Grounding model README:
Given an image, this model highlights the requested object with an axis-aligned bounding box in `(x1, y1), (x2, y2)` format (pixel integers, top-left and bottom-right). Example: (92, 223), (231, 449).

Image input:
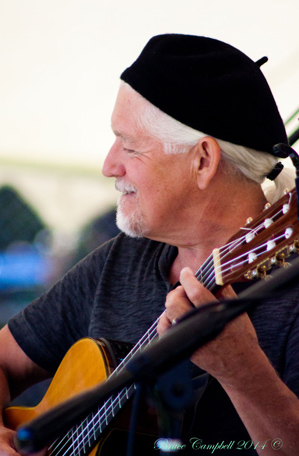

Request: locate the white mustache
(115, 179), (137, 194)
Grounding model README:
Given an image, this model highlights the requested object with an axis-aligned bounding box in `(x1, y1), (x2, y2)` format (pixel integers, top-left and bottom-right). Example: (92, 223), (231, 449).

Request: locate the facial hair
(115, 179), (148, 238)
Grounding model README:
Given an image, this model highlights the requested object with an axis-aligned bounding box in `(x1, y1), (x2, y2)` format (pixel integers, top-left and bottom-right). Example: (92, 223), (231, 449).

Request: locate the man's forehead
(110, 105), (136, 143)
(111, 89), (147, 143)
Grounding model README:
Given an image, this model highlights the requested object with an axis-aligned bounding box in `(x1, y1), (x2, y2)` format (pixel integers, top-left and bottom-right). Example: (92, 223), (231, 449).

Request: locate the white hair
(121, 81), (295, 204)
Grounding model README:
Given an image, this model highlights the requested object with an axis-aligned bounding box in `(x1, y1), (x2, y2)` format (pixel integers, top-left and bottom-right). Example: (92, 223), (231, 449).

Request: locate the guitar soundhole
(98, 338), (134, 367)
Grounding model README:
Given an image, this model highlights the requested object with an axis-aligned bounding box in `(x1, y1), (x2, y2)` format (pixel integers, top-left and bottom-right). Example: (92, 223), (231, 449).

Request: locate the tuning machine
(273, 252), (291, 268)
(257, 264), (273, 279)
(244, 263), (272, 281)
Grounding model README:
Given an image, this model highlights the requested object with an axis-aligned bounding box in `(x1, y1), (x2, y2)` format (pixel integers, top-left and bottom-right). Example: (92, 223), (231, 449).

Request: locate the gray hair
(122, 81), (295, 203)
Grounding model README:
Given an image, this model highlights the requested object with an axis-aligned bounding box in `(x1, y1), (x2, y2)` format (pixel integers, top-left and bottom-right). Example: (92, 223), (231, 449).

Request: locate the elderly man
(0, 34), (299, 456)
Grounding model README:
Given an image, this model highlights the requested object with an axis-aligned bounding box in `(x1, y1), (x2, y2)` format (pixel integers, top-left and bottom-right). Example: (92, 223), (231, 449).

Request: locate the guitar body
(4, 338), (158, 456)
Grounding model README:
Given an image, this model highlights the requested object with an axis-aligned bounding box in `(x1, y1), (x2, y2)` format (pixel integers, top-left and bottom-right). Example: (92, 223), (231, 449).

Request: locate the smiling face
(102, 85), (200, 242)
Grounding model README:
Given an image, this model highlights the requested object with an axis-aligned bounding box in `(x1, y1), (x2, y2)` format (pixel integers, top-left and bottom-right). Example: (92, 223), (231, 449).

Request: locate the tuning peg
(244, 263), (270, 280)
(264, 202), (271, 211)
(257, 264), (268, 279)
(275, 252), (291, 268)
(244, 269), (257, 280)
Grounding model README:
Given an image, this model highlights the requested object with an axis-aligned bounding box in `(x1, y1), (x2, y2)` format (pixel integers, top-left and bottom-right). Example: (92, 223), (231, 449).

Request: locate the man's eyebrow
(112, 128), (135, 143)
(112, 128), (121, 137)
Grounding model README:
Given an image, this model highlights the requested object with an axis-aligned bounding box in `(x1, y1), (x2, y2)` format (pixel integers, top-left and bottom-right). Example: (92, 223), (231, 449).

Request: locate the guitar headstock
(213, 187), (299, 286)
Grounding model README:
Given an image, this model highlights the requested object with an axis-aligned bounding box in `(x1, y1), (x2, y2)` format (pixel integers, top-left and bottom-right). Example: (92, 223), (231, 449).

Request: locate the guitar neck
(194, 251), (220, 293)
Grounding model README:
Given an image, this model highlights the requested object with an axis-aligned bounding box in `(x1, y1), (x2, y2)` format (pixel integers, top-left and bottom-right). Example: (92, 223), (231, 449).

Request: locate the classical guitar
(4, 187), (299, 456)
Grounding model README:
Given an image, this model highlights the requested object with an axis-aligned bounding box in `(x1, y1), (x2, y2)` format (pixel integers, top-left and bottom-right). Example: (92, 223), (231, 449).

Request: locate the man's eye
(124, 148), (136, 154)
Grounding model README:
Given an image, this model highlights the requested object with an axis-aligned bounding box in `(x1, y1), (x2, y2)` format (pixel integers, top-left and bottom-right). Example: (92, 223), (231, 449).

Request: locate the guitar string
(200, 204), (288, 289)
(50, 201), (290, 456)
(195, 212), (278, 284)
(205, 231), (288, 290)
(50, 386), (138, 456)
(50, 318), (161, 456)
(195, 229), (260, 286)
(50, 338), (158, 456)
(51, 319), (162, 454)
(194, 231), (256, 284)
(52, 384), (139, 456)
(212, 204), (290, 280)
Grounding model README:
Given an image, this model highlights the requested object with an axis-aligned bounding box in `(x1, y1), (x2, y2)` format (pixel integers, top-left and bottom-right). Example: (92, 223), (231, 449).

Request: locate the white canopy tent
(0, 0), (298, 234)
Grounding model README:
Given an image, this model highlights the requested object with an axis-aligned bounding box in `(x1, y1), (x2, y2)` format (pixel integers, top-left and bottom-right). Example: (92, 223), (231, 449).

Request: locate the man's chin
(116, 209), (146, 239)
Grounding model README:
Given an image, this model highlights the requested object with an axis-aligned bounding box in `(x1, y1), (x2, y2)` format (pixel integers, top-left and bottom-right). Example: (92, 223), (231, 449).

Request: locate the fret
(195, 252), (217, 290)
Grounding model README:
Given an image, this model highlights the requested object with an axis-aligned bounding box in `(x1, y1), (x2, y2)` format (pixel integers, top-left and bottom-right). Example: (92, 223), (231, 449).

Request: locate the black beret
(121, 34), (288, 155)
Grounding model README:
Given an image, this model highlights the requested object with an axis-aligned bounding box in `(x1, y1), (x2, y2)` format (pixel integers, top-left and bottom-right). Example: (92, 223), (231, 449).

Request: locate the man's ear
(194, 137), (221, 190)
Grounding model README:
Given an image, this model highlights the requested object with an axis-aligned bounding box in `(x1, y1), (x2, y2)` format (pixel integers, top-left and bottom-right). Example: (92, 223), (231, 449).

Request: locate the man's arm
(0, 325), (51, 455)
(158, 267), (299, 456)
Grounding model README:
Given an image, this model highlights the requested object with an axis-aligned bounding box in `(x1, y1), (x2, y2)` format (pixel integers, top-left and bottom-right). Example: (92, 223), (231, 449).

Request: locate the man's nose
(102, 140), (125, 178)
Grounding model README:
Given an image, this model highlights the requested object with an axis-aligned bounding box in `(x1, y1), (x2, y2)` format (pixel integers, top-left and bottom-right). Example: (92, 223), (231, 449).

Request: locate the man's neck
(168, 182), (268, 284)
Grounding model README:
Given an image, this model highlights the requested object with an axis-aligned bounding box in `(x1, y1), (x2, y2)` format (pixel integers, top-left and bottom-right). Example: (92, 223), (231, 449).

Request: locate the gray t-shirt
(8, 232), (299, 454)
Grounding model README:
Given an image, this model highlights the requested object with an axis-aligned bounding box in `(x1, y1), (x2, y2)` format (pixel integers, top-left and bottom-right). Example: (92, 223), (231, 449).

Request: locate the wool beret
(121, 34), (288, 155)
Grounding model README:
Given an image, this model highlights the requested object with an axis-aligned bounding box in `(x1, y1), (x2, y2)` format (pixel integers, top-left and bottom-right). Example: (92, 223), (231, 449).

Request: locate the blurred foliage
(0, 185), (45, 249)
(74, 207), (119, 262)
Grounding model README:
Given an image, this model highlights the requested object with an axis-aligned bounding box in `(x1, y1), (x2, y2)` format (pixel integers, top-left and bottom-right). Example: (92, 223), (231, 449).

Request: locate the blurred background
(0, 0), (299, 326)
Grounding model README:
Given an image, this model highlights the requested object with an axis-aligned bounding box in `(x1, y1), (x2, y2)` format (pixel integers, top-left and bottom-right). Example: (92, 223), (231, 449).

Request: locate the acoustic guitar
(4, 187), (299, 456)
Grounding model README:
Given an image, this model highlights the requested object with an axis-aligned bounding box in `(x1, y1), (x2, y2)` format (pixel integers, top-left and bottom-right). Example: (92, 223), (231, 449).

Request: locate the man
(0, 34), (299, 456)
